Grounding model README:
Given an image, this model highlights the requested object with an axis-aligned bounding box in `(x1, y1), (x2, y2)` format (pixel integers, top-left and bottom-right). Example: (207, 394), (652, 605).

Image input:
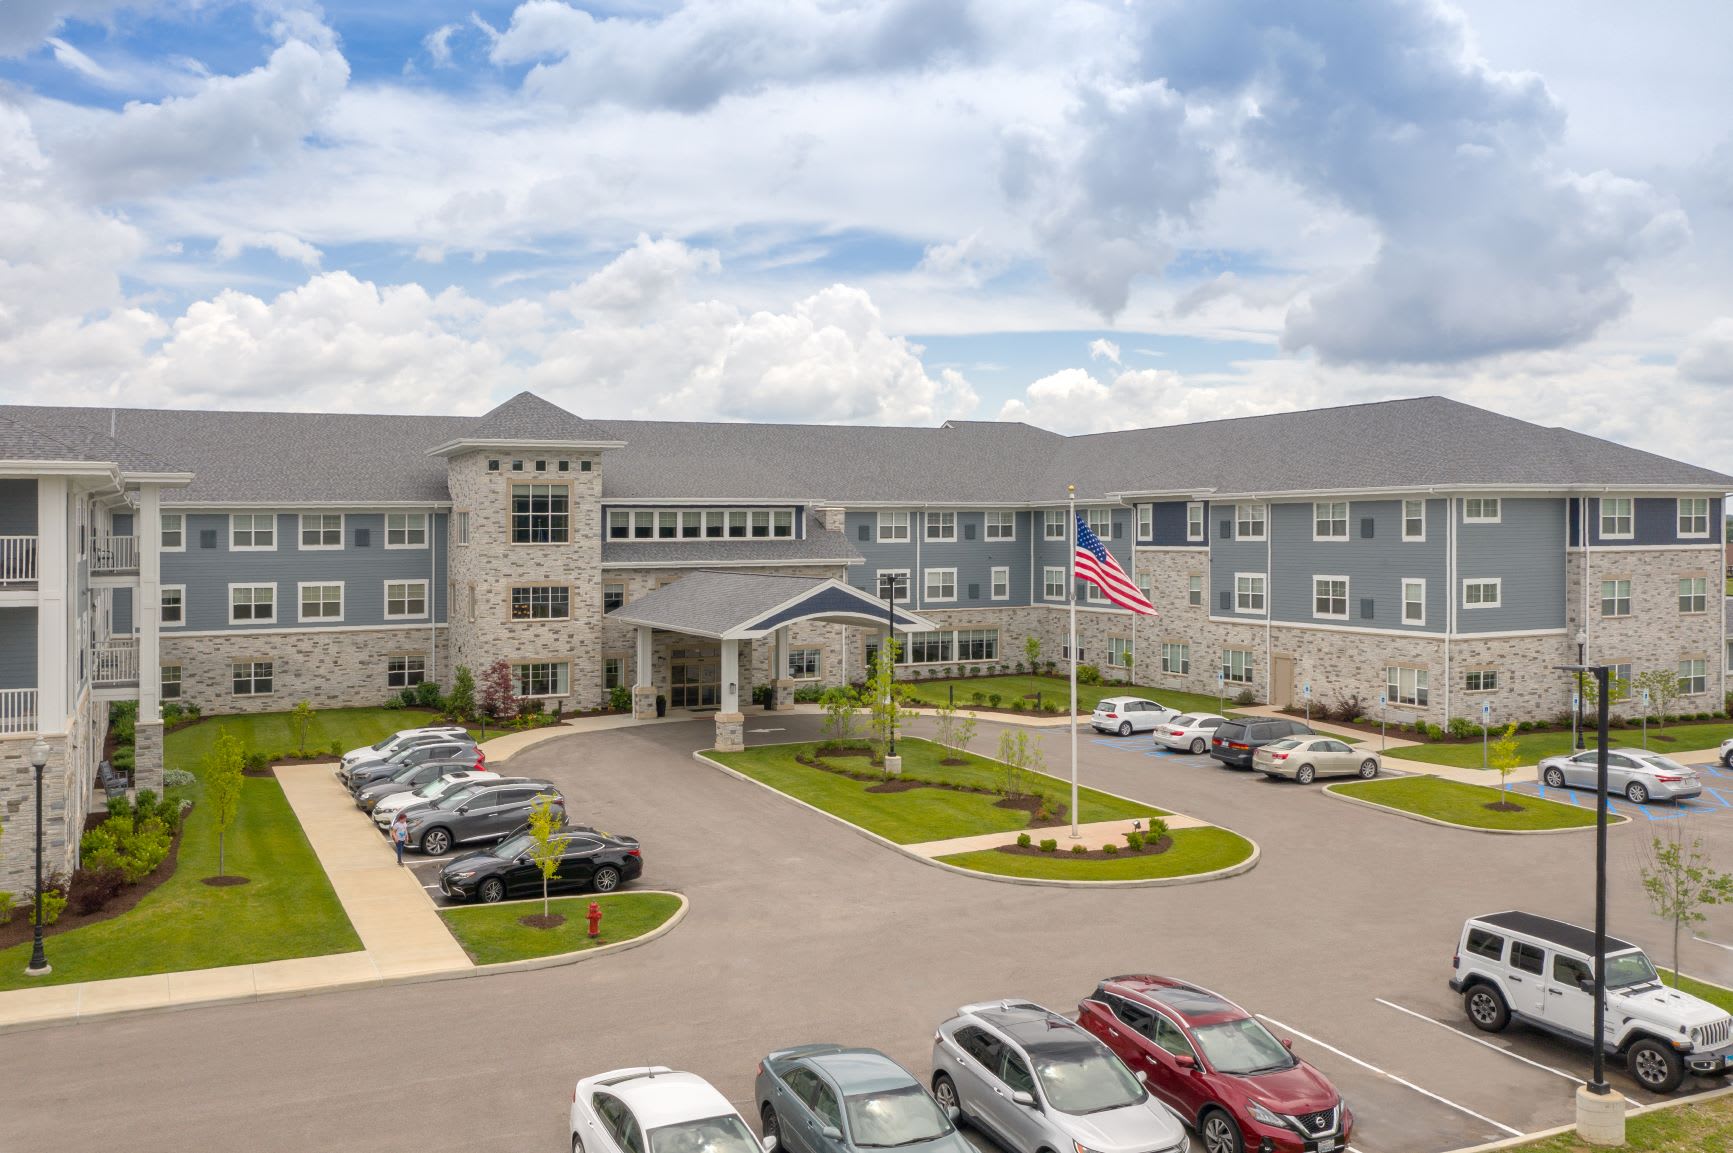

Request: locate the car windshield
(411, 779), (452, 799)
(647, 1115), (762, 1153)
(370, 734), (398, 752)
(434, 787), (478, 811)
(1191, 1018), (1297, 1075)
(1605, 951), (1660, 989)
(845, 1083), (952, 1147)
(491, 832), (533, 859)
(390, 762), (426, 781)
(1171, 715), (1197, 727)
(1029, 1042), (1146, 1115)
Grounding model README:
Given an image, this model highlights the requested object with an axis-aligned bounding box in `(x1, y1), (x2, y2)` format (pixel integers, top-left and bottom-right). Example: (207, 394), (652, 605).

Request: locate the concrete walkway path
(906, 814), (1208, 859)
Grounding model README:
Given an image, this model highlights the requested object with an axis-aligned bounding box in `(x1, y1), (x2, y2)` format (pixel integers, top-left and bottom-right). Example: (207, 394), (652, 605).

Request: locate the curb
(692, 749), (1259, 889)
(1322, 780), (1633, 835)
(1440, 1081), (1733, 1153)
(0, 892), (689, 1035)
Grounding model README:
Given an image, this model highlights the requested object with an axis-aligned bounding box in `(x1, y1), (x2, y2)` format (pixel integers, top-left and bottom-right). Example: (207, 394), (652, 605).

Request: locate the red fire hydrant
(587, 901), (603, 940)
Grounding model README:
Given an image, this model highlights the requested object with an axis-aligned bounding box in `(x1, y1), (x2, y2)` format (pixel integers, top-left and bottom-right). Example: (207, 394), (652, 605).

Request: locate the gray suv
(1208, 718), (1313, 770)
(403, 778), (564, 856)
(931, 1000), (1188, 1153)
(341, 738), (480, 789)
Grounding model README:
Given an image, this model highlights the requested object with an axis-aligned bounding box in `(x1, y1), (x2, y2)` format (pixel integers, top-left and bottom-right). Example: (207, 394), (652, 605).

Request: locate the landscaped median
(1325, 776), (1612, 832)
(1380, 719), (1733, 769)
(704, 738), (1256, 885)
(895, 673), (1240, 719)
(439, 892), (685, 966)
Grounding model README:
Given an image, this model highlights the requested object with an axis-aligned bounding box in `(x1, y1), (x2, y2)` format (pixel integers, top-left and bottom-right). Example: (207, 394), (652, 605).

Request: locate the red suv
(1078, 976), (1351, 1153)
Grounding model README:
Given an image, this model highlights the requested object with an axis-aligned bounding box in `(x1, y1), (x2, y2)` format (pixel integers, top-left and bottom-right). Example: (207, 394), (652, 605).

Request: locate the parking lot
(1506, 758), (1733, 822)
(3, 713), (1732, 1153)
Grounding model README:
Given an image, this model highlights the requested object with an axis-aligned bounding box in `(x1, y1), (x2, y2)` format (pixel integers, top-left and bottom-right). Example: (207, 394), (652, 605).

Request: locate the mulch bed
(0, 811), (190, 949)
(865, 780), (926, 793)
(1482, 802), (1528, 813)
(201, 875), (251, 887)
(519, 913), (567, 929)
(996, 835), (1174, 861)
(242, 765), (279, 778)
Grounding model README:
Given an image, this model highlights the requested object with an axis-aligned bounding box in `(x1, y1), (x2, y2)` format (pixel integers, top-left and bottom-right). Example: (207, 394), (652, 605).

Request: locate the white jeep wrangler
(1450, 911), (1733, 1093)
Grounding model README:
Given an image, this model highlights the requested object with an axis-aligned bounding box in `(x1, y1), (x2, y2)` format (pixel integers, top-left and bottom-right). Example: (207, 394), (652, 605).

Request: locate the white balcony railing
(90, 534), (138, 574)
(0, 535), (36, 582)
(0, 688), (37, 734)
(91, 638), (139, 687)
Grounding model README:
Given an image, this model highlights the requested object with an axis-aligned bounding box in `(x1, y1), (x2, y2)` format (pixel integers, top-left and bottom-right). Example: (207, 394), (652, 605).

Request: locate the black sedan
(436, 826), (642, 903)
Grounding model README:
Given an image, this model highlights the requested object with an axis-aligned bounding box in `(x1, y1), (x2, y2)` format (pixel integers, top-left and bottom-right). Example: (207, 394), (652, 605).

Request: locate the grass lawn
(1505, 1093), (1733, 1151)
(938, 827), (1253, 881)
(439, 892), (682, 965)
(710, 738), (1166, 844)
(1658, 970), (1733, 1013)
(1384, 721), (1733, 769)
(1330, 776), (1600, 831)
(898, 675), (1239, 719)
(162, 706), (475, 768)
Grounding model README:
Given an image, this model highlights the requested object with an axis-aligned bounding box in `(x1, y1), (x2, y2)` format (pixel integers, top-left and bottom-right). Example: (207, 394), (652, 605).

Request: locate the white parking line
(1693, 934), (1733, 953)
(1374, 999), (1638, 1105)
(1255, 1014), (1523, 1138)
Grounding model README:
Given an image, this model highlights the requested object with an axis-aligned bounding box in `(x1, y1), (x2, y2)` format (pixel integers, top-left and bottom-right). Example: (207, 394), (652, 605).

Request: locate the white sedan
(1089, 696), (1179, 736)
(1152, 712), (1229, 754)
(371, 770), (497, 827)
(572, 1067), (769, 1153)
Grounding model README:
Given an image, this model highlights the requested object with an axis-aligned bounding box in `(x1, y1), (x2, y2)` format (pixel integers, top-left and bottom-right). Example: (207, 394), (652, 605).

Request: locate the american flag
(1075, 513), (1158, 615)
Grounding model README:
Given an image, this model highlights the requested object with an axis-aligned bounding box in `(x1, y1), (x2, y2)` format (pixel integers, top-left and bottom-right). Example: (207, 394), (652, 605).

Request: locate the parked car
(756, 1044), (969, 1153)
(355, 760), (494, 813)
(1153, 714), (1229, 755)
(403, 778), (564, 856)
(372, 770), (498, 827)
(1451, 910), (1733, 1092)
(1091, 697), (1181, 737)
(1536, 748), (1702, 804)
(572, 1067), (769, 1153)
(344, 739), (482, 792)
(1208, 718), (1313, 770)
(1254, 737), (1380, 784)
(439, 825), (641, 902)
(1078, 975), (1352, 1153)
(339, 725), (468, 772)
(930, 999), (1188, 1153)
(1720, 737), (1732, 769)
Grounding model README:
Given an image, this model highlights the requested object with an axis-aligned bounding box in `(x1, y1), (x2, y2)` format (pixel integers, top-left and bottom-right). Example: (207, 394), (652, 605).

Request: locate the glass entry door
(670, 647), (721, 709)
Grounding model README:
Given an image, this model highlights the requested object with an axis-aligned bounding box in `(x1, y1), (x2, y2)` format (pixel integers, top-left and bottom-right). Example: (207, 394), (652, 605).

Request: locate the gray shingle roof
(0, 410), (178, 473)
(601, 531), (860, 567)
(467, 392), (621, 445)
(604, 570), (833, 636)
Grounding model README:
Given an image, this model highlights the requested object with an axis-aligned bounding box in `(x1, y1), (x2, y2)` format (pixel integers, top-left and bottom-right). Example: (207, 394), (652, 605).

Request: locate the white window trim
(385, 511), (430, 550)
(1402, 499), (1426, 543)
(1725, 638), (1733, 675)
(875, 569), (910, 600)
(1188, 574), (1204, 608)
(1234, 504), (1266, 542)
(383, 579), (430, 621)
(1679, 576), (1709, 614)
(984, 511), (1016, 541)
(1401, 578), (1426, 626)
(1679, 658), (1709, 696)
(923, 567), (958, 603)
(1312, 502), (1350, 542)
(1186, 502), (1205, 543)
(1137, 504), (1153, 542)
(160, 584), (186, 628)
(1462, 577), (1502, 609)
(788, 647), (823, 680)
(1223, 648), (1255, 684)
(511, 584), (573, 621)
(228, 513), (277, 552)
(1462, 497), (1501, 524)
(1677, 497), (1711, 539)
(297, 512), (345, 552)
(232, 660), (274, 697)
(512, 660), (572, 699)
(1600, 578), (1632, 618)
(924, 511), (957, 543)
(228, 582), (276, 624)
(877, 510), (911, 542)
(1234, 572), (1267, 614)
(1464, 669), (1499, 693)
(1598, 496), (1635, 541)
(296, 580), (346, 624)
(1106, 636), (1132, 668)
(455, 510), (471, 547)
(990, 565), (1010, 601)
(1312, 575), (1349, 619)
(1043, 565), (1067, 601)
(1043, 510), (1067, 540)
(160, 512), (186, 553)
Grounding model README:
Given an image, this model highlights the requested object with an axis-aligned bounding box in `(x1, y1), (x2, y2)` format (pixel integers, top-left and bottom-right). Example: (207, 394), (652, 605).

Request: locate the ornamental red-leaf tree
(479, 659), (520, 721)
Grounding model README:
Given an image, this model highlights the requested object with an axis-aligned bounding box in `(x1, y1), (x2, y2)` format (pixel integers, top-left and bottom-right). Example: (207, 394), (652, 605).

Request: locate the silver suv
(931, 1000), (1188, 1153)
(403, 778), (564, 856)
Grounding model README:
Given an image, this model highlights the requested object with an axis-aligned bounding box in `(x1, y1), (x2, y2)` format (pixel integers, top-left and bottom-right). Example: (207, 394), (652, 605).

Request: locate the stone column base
(884, 754), (902, 777)
(134, 720), (165, 793)
(774, 679), (795, 710)
(632, 686), (658, 720)
(1575, 1086), (1625, 1146)
(714, 712), (746, 752)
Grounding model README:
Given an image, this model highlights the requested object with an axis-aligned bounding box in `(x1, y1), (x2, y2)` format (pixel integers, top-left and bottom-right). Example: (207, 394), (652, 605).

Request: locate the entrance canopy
(606, 570), (936, 639)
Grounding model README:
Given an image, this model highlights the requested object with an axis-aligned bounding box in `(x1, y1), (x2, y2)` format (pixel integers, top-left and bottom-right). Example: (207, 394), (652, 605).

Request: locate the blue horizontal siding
(844, 509), (1037, 608)
(1147, 501), (1205, 547)
(0, 479), (37, 535)
(0, 607), (35, 689)
(1456, 497), (1566, 633)
(1572, 496), (1724, 547)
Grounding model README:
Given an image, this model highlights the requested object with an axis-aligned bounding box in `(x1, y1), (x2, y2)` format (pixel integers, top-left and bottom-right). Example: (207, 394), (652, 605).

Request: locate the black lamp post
(25, 737), (51, 977)
(884, 580), (897, 758)
(1574, 628), (1588, 751)
(1557, 661), (1611, 1096)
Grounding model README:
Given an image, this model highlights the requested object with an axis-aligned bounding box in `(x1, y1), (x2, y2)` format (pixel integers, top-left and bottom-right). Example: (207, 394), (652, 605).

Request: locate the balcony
(0, 535), (36, 584)
(0, 688), (37, 735)
(90, 534), (138, 575)
(91, 638), (139, 689)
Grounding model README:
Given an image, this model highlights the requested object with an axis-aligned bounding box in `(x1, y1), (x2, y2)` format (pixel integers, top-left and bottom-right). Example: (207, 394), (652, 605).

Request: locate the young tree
(932, 700), (957, 758)
(1120, 651), (1134, 685)
(1489, 722), (1523, 805)
(1024, 635), (1042, 676)
(204, 732), (246, 878)
(997, 729), (1027, 798)
(866, 637), (911, 766)
(1639, 823), (1733, 986)
(820, 686), (860, 742)
(953, 712), (978, 760)
(1633, 669), (1682, 729)
(479, 659), (520, 721)
(447, 665), (477, 721)
(289, 699), (316, 757)
(525, 794), (573, 921)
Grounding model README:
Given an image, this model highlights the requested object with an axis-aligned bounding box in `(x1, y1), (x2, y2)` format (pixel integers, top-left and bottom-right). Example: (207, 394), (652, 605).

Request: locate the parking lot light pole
(1574, 628), (1588, 751)
(884, 583), (896, 759)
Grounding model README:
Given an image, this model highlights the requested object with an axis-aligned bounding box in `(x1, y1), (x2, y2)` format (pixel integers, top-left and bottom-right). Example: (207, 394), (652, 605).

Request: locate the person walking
(391, 811), (409, 866)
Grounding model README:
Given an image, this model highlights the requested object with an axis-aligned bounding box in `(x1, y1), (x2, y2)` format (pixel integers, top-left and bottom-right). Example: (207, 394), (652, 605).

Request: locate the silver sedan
(1537, 749), (1703, 803)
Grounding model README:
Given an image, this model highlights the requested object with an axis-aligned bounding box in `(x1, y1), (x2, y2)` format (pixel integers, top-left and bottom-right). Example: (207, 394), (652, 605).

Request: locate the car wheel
(761, 1104), (782, 1145)
(479, 878), (505, 904)
(574, 1135), (584, 1153)
(1464, 985), (1509, 1033)
(593, 866), (622, 893)
(1119, 721), (1133, 737)
(1627, 1037), (1685, 1092)
(1190, 738), (1206, 754)
(1358, 758), (1379, 779)
(1626, 781), (1650, 804)
(931, 1073), (961, 1123)
(421, 828), (451, 856)
(1295, 764), (1316, 785)
(1200, 1108), (1243, 1153)
(1544, 766), (1566, 789)
(1724, 749), (1733, 770)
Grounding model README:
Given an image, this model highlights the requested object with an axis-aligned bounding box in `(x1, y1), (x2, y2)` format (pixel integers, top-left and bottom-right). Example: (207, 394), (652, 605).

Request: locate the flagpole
(1068, 483), (1080, 840)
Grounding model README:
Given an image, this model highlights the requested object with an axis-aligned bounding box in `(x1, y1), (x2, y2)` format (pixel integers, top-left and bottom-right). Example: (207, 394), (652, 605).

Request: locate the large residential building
(1, 393), (1729, 893)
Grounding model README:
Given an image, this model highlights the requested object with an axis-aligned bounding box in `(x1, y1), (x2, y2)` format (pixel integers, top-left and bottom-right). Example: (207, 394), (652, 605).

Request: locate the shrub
(70, 865), (126, 915)
(1011, 700), (1026, 711)
(327, 740), (343, 758)
(609, 685), (633, 711)
(394, 686), (417, 708)
(1043, 660), (1057, 675)
(244, 751), (270, 772)
(1071, 843), (1087, 854)
(1329, 692), (1366, 724)
(161, 702), (184, 725)
(104, 794), (133, 822)
(1014, 661), (1025, 674)
(446, 665), (477, 721)
(1076, 664), (1102, 686)
(1016, 833), (1032, 847)
(28, 886), (68, 927)
(1517, 721), (1535, 733)
(1038, 838), (1058, 852)
(1125, 831), (1144, 851)
(414, 681), (442, 709)
(970, 691), (985, 705)
(988, 693), (1002, 708)
(111, 747), (134, 773)
(520, 697), (544, 716)
(1103, 843), (1118, 855)
(751, 684), (773, 706)
(382, 695), (404, 710)
(1043, 701), (1061, 714)
(794, 684), (824, 703)
(163, 768), (196, 791)
(1233, 689), (1258, 706)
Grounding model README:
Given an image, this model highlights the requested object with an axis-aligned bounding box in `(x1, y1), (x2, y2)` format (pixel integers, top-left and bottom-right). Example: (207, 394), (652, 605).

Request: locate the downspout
(1265, 513), (1272, 706)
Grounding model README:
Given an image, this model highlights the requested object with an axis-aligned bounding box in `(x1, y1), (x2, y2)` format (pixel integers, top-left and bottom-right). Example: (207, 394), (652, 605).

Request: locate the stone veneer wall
(0, 690), (99, 899)
(1567, 546), (1728, 714)
(446, 450), (605, 711)
(161, 626), (449, 717)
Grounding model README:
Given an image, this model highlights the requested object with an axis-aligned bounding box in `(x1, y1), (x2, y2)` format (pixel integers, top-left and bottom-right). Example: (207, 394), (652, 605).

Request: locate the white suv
(1450, 911), (1733, 1092)
(1720, 737), (1732, 769)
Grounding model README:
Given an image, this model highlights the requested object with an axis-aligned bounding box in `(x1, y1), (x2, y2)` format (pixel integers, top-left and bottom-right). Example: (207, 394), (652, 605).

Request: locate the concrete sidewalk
(907, 814), (1208, 858)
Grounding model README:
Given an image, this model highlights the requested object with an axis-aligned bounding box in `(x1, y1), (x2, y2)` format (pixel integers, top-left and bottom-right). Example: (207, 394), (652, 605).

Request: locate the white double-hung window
(1599, 497), (1633, 539)
(160, 512), (184, 551)
(1234, 504), (1265, 541)
(1223, 649), (1254, 684)
(1044, 510), (1066, 540)
(1462, 578), (1501, 609)
(985, 511), (1015, 540)
(1161, 642), (1190, 675)
(1186, 502), (1205, 542)
(1235, 573), (1266, 613)
(300, 513), (343, 550)
(387, 512), (428, 548)
(924, 511), (956, 541)
(1679, 659), (1707, 696)
(1388, 666), (1429, 707)
(1313, 576), (1348, 619)
(1679, 577), (1708, 614)
(1402, 579), (1426, 625)
(990, 566), (1010, 600)
(877, 511), (910, 542)
(1600, 579), (1631, 617)
(1462, 497), (1500, 523)
(923, 568), (957, 602)
(385, 580), (429, 619)
(1678, 498), (1711, 538)
(1313, 502), (1348, 540)
(1043, 566), (1066, 600)
(298, 582), (343, 622)
(1402, 499), (1425, 541)
(230, 583), (275, 623)
(230, 513), (275, 550)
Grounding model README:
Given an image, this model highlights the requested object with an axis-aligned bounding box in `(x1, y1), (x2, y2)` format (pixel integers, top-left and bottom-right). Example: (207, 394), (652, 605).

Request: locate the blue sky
(1, 0), (1731, 465)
